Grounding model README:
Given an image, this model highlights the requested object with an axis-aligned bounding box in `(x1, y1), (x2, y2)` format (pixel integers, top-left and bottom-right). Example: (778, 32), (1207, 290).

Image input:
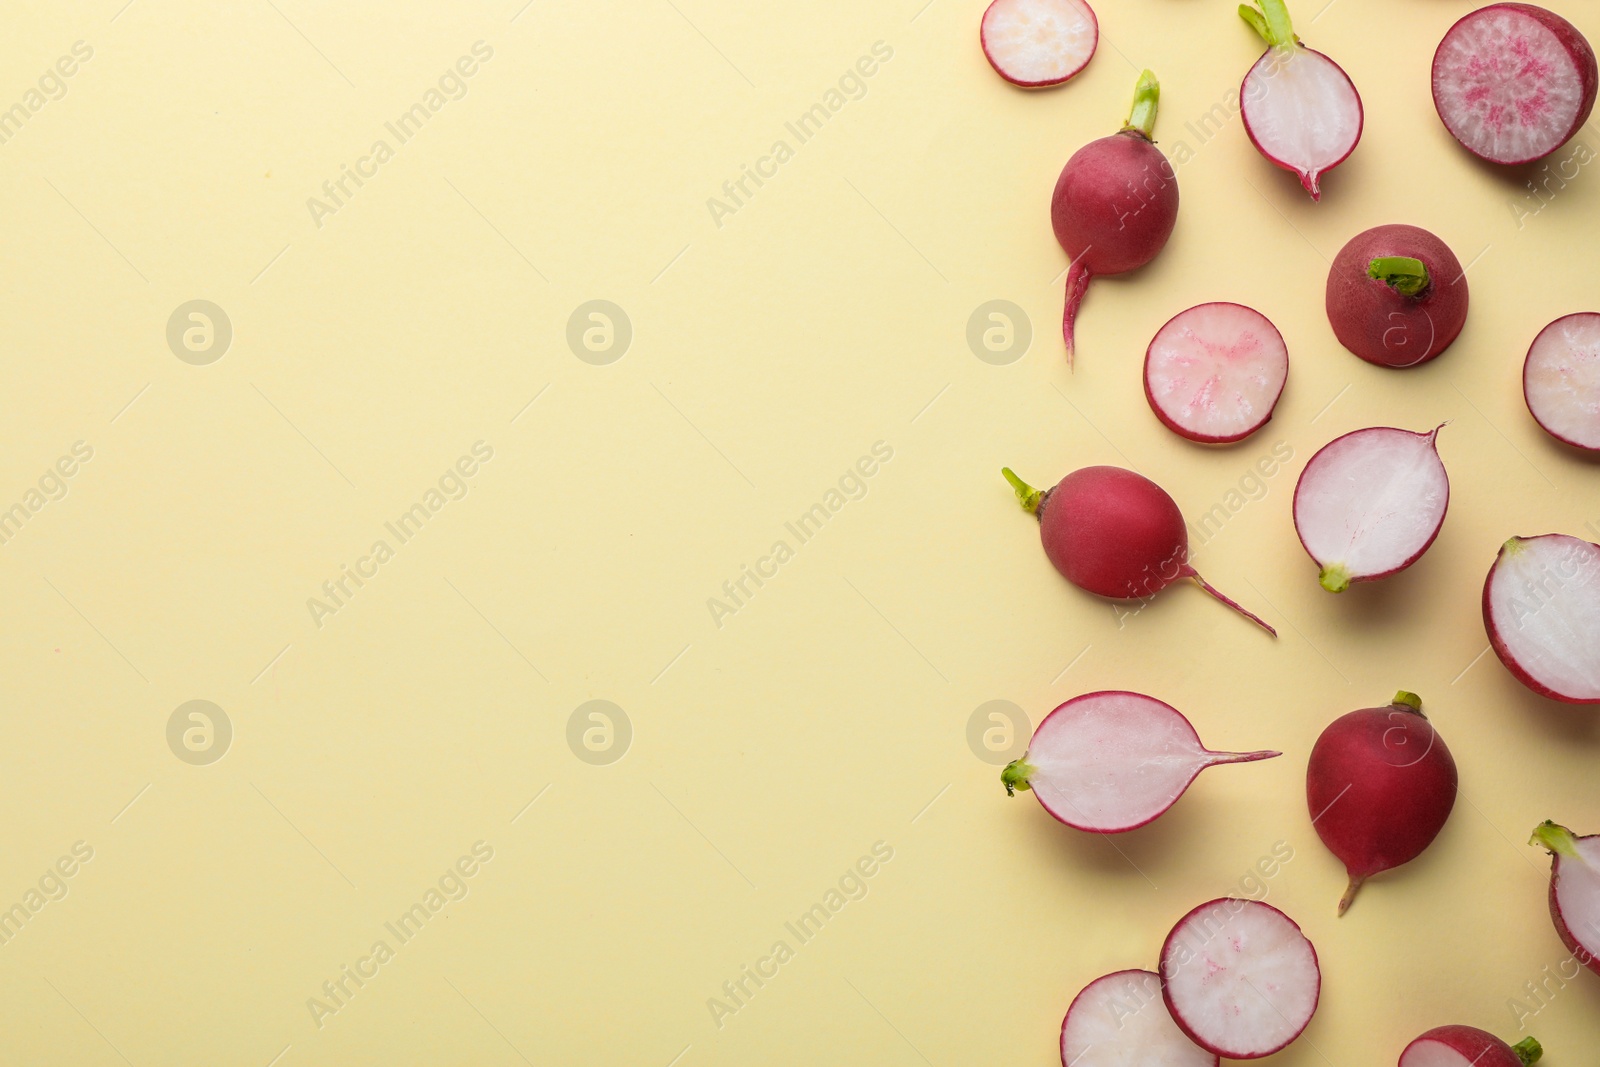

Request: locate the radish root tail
(1337, 873), (1365, 916)
(1181, 567), (1278, 637)
(1062, 258), (1093, 368)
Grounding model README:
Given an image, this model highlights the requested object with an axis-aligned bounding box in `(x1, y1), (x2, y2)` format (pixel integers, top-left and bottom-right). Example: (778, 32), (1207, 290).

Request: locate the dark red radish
(1062, 970), (1218, 1067)
(1433, 4), (1597, 166)
(1483, 535), (1600, 704)
(981, 0), (1098, 89)
(1237, 0), (1362, 200)
(1052, 69), (1179, 365)
(1144, 302), (1289, 443)
(1530, 821), (1600, 976)
(1002, 465), (1276, 635)
(1293, 426), (1450, 593)
(1306, 692), (1458, 915)
(1524, 313), (1600, 452)
(1326, 224), (1469, 368)
(1160, 899), (1320, 1059)
(1401, 1025), (1543, 1067)
(1001, 691), (1279, 832)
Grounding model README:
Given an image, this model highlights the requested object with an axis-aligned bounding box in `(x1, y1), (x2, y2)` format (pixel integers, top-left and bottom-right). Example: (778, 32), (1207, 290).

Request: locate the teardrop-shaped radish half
(1524, 312), (1600, 452)
(981, 0), (1098, 88)
(1160, 899), (1320, 1059)
(1483, 535), (1600, 704)
(1002, 691), (1279, 833)
(1400, 1025), (1544, 1067)
(1144, 302), (1289, 443)
(1241, 46), (1362, 200)
(1531, 822), (1600, 977)
(1062, 970), (1218, 1067)
(1293, 426), (1449, 593)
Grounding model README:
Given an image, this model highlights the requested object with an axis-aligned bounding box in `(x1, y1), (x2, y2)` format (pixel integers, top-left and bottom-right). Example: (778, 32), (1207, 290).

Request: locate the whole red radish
(1144, 302), (1289, 444)
(1524, 313), (1600, 452)
(1483, 535), (1600, 704)
(1238, 0), (1362, 199)
(981, 0), (1098, 89)
(1530, 821), (1600, 976)
(1052, 69), (1179, 364)
(1002, 465), (1276, 635)
(1326, 224), (1468, 368)
(1434, 4), (1597, 166)
(1062, 970), (1218, 1067)
(1306, 691), (1458, 914)
(1400, 1026), (1542, 1067)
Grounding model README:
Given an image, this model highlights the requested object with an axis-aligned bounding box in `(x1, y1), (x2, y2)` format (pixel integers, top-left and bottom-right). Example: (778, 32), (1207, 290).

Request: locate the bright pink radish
(1144, 302), (1288, 443)
(1237, 0), (1362, 199)
(1002, 465), (1276, 635)
(1483, 535), (1600, 704)
(1062, 970), (1218, 1067)
(1327, 225), (1468, 368)
(1160, 899), (1320, 1059)
(1524, 313), (1600, 452)
(1001, 691), (1279, 832)
(1401, 1026), (1543, 1067)
(1306, 692), (1458, 915)
(1293, 426), (1449, 593)
(1052, 69), (1178, 364)
(1530, 821), (1600, 977)
(981, 0), (1097, 88)
(1433, 4), (1597, 166)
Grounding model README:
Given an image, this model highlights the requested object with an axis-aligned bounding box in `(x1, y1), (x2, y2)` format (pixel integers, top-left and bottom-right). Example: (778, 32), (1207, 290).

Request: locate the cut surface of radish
(1293, 426), (1449, 592)
(1433, 4), (1598, 165)
(1160, 899), (1319, 1059)
(981, 0), (1097, 88)
(1144, 302), (1288, 443)
(1532, 822), (1600, 977)
(1003, 691), (1278, 833)
(1400, 1025), (1543, 1067)
(1061, 970), (1218, 1067)
(1241, 46), (1363, 199)
(1484, 535), (1600, 703)
(1525, 312), (1600, 451)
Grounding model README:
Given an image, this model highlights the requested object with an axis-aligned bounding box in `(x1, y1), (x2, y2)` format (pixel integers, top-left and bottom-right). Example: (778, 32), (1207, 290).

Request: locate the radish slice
(1531, 822), (1600, 978)
(1062, 970), (1218, 1067)
(1002, 691), (1279, 834)
(1524, 312), (1600, 452)
(1144, 302), (1289, 443)
(1401, 1025), (1544, 1067)
(1483, 534), (1600, 704)
(1293, 426), (1449, 593)
(1433, 4), (1598, 166)
(981, 0), (1097, 89)
(1160, 899), (1320, 1060)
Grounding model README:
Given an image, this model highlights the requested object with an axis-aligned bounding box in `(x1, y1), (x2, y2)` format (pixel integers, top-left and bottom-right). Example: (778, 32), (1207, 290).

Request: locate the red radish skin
(1326, 225), (1469, 368)
(1052, 70), (1179, 364)
(1002, 465), (1276, 636)
(1530, 821), (1600, 977)
(1061, 970), (1219, 1067)
(1524, 313), (1600, 452)
(981, 0), (1098, 89)
(1400, 1026), (1543, 1067)
(1433, 4), (1598, 166)
(1483, 535), (1600, 704)
(1144, 302), (1289, 444)
(1305, 692), (1458, 915)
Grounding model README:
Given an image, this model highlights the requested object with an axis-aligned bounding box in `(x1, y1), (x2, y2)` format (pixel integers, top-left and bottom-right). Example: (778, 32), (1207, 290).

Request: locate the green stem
(1368, 257), (1431, 298)
(1530, 820), (1584, 861)
(1122, 70), (1160, 139)
(1001, 758), (1035, 797)
(1001, 468), (1044, 515)
(1391, 691), (1423, 714)
(1239, 0), (1295, 47)
(1513, 1037), (1542, 1066)
(1318, 563), (1351, 593)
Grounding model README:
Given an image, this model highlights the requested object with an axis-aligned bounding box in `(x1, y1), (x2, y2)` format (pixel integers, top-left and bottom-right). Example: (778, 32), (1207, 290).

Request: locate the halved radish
(1530, 821), (1600, 976)
(1293, 426), (1450, 593)
(1433, 4), (1598, 166)
(1401, 1025), (1543, 1067)
(982, 0), (1098, 89)
(1061, 970), (1218, 1067)
(1002, 691), (1279, 833)
(1524, 312), (1600, 452)
(1144, 302), (1289, 443)
(1160, 899), (1320, 1059)
(1483, 535), (1600, 704)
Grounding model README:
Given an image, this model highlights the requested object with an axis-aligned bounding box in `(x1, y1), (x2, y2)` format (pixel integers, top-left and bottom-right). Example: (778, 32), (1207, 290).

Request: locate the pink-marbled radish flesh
(1525, 313), (1600, 451)
(1484, 535), (1600, 704)
(981, 0), (1098, 88)
(1144, 302), (1288, 443)
(1061, 970), (1217, 1067)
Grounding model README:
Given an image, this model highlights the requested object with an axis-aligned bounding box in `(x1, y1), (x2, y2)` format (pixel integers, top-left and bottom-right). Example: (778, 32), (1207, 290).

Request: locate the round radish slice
(981, 0), (1098, 89)
(1062, 970), (1218, 1067)
(1160, 899), (1320, 1060)
(1293, 426), (1449, 593)
(1524, 312), (1600, 452)
(1531, 821), (1600, 978)
(1144, 302), (1289, 443)
(1001, 691), (1279, 833)
(1433, 4), (1598, 166)
(1400, 1025), (1544, 1067)
(1483, 534), (1600, 704)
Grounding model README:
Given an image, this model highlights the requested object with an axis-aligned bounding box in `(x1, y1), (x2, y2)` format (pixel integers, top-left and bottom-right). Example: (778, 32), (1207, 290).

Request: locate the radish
(1292, 425), (1450, 593)
(1483, 534), (1600, 704)
(981, 0), (1098, 89)
(1524, 312), (1600, 452)
(1061, 970), (1218, 1067)
(1160, 898), (1320, 1059)
(1433, 4), (1598, 166)
(1001, 465), (1276, 635)
(1530, 820), (1600, 976)
(1305, 692), (1458, 915)
(1001, 691), (1279, 833)
(1052, 69), (1179, 365)
(1143, 302), (1289, 443)
(1237, 0), (1363, 200)
(1326, 224), (1469, 368)
(1400, 1025), (1543, 1067)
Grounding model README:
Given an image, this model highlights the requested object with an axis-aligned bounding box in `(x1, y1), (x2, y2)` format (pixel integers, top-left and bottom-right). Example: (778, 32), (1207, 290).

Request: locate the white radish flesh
(1533, 824), (1600, 970)
(1062, 970), (1218, 1067)
(1144, 302), (1288, 443)
(1484, 535), (1600, 704)
(1525, 313), (1600, 452)
(981, 0), (1097, 88)
(1241, 46), (1362, 199)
